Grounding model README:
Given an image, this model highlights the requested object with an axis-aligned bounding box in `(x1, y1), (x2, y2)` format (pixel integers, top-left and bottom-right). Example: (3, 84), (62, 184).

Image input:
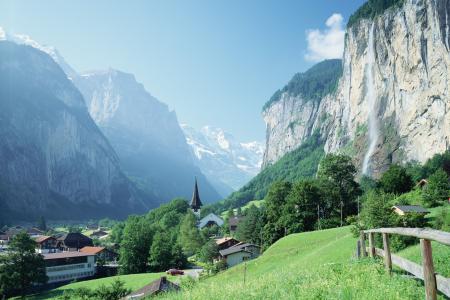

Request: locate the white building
(219, 243), (260, 268)
(43, 252), (96, 283)
(198, 213), (224, 229)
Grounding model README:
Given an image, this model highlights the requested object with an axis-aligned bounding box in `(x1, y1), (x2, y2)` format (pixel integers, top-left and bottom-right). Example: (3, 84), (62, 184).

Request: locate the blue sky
(0, 0), (365, 141)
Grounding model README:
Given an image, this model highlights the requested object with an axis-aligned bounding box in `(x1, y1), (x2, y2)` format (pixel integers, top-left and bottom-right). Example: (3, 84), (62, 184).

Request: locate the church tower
(190, 178), (203, 218)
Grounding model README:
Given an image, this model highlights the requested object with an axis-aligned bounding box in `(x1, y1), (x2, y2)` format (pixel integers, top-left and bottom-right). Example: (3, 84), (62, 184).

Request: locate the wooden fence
(357, 228), (450, 300)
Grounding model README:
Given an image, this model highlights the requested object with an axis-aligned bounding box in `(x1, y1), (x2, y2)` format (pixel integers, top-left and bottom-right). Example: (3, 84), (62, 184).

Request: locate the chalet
(219, 242), (260, 268)
(125, 276), (180, 299)
(90, 230), (109, 239)
(229, 216), (242, 232)
(215, 237), (239, 251)
(26, 227), (45, 237)
(392, 205), (429, 216)
(43, 251), (96, 284)
(56, 232), (93, 251)
(80, 246), (117, 263)
(86, 223), (99, 230)
(190, 178), (203, 218)
(0, 233), (13, 246)
(35, 236), (58, 254)
(415, 179), (428, 189)
(198, 213), (224, 229)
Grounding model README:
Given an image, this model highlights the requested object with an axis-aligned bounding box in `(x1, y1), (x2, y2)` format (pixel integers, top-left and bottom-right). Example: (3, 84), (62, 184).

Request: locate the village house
(35, 236), (58, 254)
(43, 251), (96, 284)
(56, 232), (93, 251)
(125, 276), (180, 299)
(228, 216), (242, 233)
(219, 242), (261, 268)
(415, 179), (428, 189)
(189, 178), (225, 229)
(392, 205), (429, 216)
(26, 227), (45, 238)
(215, 237), (239, 251)
(198, 213), (224, 229)
(80, 246), (117, 263)
(86, 223), (99, 230)
(90, 230), (109, 239)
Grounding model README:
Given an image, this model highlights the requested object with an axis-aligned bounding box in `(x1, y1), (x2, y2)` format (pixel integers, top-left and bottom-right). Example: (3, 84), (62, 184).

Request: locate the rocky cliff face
(263, 0), (450, 177)
(0, 41), (150, 221)
(74, 70), (221, 203)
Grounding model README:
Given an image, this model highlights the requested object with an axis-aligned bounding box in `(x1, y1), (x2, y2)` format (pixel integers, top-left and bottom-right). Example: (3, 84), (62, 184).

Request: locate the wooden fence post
(368, 232), (376, 258)
(420, 239), (437, 300)
(360, 232), (367, 257)
(382, 233), (392, 274)
(356, 240), (361, 259)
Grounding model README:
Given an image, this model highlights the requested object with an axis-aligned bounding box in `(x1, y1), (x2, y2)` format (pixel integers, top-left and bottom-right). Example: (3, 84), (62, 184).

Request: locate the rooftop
(43, 251), (94, 260)
(219, 242), (260, 256)
(126, 276), (180, 299)
(215, 237), (237, 245)
(79, 246), (105, 255)
(35, 235), (55, 244)
(392, 205), (429, 213)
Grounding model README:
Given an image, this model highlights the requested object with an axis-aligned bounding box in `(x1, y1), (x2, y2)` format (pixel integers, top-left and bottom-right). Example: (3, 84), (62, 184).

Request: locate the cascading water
(362, 23), (379, 175)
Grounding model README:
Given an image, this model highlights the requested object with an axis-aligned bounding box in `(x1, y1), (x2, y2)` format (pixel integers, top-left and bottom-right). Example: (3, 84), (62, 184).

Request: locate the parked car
(166, 268), (184, 276)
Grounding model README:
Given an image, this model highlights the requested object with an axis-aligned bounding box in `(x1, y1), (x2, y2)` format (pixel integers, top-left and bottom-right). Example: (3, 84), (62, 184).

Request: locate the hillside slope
(162, 227), (438, 299)
(215, 133), (324, 210)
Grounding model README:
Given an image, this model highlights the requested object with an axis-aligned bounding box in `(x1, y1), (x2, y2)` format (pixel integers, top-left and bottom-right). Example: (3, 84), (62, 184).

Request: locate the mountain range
(181, 125), (264, 196)
(0, 29), (224, 221)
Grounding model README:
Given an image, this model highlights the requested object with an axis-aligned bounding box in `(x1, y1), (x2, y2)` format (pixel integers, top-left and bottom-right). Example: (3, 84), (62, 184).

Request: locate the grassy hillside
(212, 134), (324, 212)
(161, 227), (439, 299)
(219, 199), (265, 218)
(26, 272), (166, 299)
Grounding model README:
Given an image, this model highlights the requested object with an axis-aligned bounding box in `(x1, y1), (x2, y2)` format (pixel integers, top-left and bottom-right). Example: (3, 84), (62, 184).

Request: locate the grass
(220, 199), (265, 218)
(160, 226), (444, 299)
(398, 241), (450, 277)
(26, 272), (166, 299)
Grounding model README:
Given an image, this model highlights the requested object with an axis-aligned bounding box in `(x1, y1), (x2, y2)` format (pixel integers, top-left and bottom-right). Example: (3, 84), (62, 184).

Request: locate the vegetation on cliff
(347, 0), (405, 28)
(262, 59), (342, 111)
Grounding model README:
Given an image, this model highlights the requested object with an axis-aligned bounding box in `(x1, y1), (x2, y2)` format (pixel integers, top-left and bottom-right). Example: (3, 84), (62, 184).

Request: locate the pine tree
(148, 232), (172, 271)
(179, 212), (204, 255)
(37, 216), (47, 231)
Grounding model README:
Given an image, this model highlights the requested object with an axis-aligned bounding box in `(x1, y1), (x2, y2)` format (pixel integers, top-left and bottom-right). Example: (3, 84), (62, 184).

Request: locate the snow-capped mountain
(182, 125), (264, 194)
(0, 27), (77, 79)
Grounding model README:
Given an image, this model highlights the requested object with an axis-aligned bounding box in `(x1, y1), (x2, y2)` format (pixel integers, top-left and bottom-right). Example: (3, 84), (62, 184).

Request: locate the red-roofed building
(80, 246), (117, 263)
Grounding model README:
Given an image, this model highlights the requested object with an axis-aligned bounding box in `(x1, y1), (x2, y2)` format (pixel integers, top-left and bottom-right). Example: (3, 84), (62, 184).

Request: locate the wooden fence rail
(358, 227), (450, 300)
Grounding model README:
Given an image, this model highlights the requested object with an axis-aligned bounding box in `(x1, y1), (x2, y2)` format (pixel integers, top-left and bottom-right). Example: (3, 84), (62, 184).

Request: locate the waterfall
(362, 23), (379, 175)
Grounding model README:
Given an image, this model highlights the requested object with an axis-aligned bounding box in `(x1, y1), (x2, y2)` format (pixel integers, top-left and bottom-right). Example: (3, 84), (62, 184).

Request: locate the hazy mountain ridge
(0, 41), (151, 221)
(182, 125), (264, 194)
(262, 0), (450, 177)
(74, 70), (221, 203)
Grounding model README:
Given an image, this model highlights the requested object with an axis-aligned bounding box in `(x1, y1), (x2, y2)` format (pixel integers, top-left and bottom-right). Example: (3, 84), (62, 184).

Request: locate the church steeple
(190, 177), (203, 217)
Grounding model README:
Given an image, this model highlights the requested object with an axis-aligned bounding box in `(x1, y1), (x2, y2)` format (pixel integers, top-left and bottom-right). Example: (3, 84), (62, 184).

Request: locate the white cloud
(304, 13), (345, 62)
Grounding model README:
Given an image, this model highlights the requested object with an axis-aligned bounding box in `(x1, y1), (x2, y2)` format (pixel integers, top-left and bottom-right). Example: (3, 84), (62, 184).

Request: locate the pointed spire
(190, 177), (203, 210)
